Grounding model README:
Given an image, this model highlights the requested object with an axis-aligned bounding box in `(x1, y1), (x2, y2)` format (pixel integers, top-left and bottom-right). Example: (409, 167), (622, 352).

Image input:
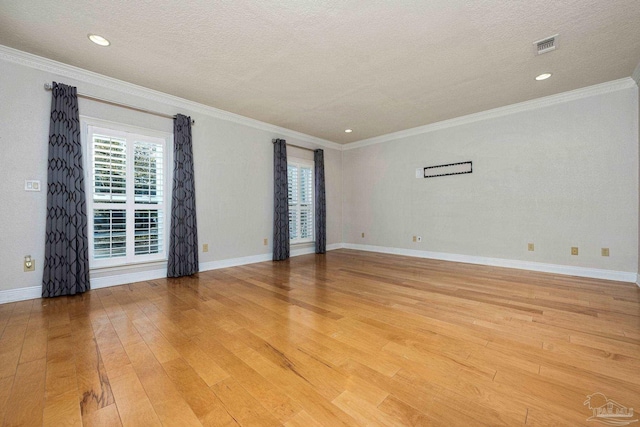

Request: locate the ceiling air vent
(533, 34), (558, 55)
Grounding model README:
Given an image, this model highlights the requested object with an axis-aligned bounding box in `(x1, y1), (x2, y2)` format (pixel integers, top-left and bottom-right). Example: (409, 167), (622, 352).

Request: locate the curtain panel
(273, 139), (290, 260)
(42, 82), (90, 297)
(314, 149), (326, 254)
(167, 114), (199, 277)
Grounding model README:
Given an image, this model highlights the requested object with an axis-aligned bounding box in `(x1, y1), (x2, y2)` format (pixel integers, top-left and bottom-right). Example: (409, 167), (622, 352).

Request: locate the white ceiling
(1, 0), (639, 144)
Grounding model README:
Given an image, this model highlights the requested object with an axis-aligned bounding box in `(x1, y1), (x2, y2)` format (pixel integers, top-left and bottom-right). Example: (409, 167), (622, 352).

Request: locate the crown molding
(344, 77), (637, 150)
(0, 44), (342, 151)
(1, 44), (635, 153)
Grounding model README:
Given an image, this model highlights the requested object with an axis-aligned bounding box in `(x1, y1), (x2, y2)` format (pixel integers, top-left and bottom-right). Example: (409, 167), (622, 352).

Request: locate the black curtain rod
(44, 83), (195, 125)
(271, 139), (317, 152)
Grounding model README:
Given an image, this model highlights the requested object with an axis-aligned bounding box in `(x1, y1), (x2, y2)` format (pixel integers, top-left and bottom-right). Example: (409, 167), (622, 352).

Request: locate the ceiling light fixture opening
(344, 129), (353, 133)
(535, 73), (552, 81)
(88, 34), (110, 46)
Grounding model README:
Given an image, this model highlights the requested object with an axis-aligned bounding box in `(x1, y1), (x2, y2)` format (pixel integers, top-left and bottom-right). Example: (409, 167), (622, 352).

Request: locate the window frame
(82, 117), (173, 269)
(288, 156), (315, 245)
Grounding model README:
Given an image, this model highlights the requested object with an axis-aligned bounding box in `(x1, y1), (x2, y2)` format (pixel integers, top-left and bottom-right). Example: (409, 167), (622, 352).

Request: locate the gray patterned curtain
(167, 114), (199, 277)
(42, 82), (90, 297)
(273, 139), (290, 261)
(314, 149), (326, 254)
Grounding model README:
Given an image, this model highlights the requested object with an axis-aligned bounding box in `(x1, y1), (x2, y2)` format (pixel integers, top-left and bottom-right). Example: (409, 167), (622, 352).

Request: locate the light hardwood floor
(0, 249), (639, 426)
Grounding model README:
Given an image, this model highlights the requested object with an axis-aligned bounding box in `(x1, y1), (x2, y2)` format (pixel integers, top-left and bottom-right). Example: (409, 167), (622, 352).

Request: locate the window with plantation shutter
(288, 158), (314, 244)
(86, 123), (170, 267)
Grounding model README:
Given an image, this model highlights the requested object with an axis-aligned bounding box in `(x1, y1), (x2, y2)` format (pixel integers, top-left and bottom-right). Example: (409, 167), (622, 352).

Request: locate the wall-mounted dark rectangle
(423, 161), (472, 178)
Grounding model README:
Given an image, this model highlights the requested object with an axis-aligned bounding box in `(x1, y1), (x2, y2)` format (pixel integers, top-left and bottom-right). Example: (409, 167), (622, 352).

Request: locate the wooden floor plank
(2, 358), (47, 427)
(81, 403), (123, 427)
(211, 377), (282, 427)
(108, 364), (161, 427)
(43, 390), (82, 427)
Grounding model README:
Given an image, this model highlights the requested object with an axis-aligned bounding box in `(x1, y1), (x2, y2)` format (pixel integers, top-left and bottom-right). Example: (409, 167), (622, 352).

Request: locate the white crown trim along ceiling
(344, 77), (637, 150)
(0, 44), (341, 151)
(1, 44), (637, 151)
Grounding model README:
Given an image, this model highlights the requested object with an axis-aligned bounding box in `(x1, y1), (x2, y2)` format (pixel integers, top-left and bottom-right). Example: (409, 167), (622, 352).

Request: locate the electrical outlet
(528, 243), (534, 251)
(416, 236), (422, 242)
(571, 247), (579, 256)
(24, 256), (35, 272)
(264, 238), (268, 246)
(412, 236), (416, 242)
(202, 244), (208, 252)
(601, 248), (610, 257)
(361, 232), (365, 238)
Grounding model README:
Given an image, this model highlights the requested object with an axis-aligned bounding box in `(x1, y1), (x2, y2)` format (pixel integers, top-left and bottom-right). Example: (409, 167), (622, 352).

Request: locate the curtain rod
(271, 139), (317, 152)
(44, 83), (195, 125)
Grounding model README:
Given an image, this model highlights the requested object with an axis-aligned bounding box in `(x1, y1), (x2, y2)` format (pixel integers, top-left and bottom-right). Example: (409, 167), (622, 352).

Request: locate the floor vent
(534, 35), (558, 55)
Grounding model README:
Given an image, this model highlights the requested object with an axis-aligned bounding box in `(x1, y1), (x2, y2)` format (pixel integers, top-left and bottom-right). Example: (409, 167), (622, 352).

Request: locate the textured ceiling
(1, 0), (639, 144)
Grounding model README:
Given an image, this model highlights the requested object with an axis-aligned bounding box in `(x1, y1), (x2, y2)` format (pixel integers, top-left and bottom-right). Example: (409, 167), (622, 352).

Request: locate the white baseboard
(91, 268), (168, 290)
(198, 253), (272, 272)
(0, 268), (169, 305)
(0, 286), (42, 304)
(343, 243), (637, 283)
(198, 243), (343, 272)
(636, 274), (640, 288)
(0, 244), (345, 304)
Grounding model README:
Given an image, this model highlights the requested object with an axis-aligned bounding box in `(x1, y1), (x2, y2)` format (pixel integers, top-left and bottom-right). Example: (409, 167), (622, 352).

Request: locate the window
(288, 158), (314, 244)
(86, 123), (170, 267)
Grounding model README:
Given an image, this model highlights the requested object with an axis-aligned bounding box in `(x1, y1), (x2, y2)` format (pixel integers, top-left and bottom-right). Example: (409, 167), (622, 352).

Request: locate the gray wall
(0, 58), (342, 293)
(342, 86), (639, 273)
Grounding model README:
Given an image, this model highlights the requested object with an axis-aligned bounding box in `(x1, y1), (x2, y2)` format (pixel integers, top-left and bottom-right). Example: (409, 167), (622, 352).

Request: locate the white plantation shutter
(87, 125), (168, 267)
(93, 209), (126, 259)
(299, 166), (313, 240)
(134, 141), (164, 204)
(92, 135), (126, 203)
(288, 164), (299, 240)
(288, 159), (314, 243)
(134, 209), (163, 255)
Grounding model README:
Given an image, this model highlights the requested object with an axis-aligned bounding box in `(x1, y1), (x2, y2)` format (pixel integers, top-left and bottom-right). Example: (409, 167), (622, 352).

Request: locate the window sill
(290, 241), (315, 246)
(90, 259), (168, 273)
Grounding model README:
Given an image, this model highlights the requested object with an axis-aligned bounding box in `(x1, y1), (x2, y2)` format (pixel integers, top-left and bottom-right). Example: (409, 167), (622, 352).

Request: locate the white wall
(0, 51), (342, 294)
(343, 85), (639, 274)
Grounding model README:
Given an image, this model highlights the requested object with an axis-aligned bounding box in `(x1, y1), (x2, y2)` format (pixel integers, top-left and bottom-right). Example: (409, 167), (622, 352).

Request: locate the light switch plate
(25, 180), (41, 191)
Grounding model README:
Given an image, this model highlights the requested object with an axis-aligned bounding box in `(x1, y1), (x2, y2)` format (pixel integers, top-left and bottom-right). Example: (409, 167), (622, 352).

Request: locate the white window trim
(81, 116), (173, 270)
(288, 156), (315, 245)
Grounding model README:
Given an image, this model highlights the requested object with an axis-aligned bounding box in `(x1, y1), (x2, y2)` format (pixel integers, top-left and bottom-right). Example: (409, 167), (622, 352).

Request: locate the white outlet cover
(417, 236), (422, 242)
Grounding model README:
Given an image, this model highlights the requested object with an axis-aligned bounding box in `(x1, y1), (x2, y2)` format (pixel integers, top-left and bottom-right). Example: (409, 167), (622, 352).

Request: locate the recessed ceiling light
(88, 34), (110, 46)
(345, 129), (353, 133)
(535, 73), (552, 81)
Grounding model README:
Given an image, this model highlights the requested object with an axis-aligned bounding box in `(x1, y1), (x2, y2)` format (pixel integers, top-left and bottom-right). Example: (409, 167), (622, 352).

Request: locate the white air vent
(533, 34), (558, 55)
